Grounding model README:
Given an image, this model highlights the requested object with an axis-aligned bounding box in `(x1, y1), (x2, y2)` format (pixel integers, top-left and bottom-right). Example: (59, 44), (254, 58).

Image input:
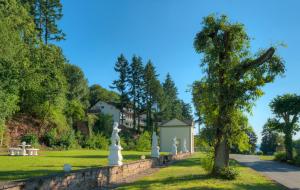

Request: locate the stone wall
(0, 153), (191, 190)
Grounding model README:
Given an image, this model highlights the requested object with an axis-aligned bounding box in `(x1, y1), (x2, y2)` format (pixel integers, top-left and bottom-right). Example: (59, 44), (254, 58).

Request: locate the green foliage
(192, 14), (285, 171)
(268, 94), (300, 160)
(260, 122), (282, 155)
(135, 132), (151, 151)
(128, 55), (145, 130)
(256, 151), (263, 155)
(201, 150), (214, 173)
(43, 128), (57, 147)
(85, 134), (109, 150)
(21, 133), (39, 147)
(218, 167), (239, 180)
(111, 54), (130, 125)
(143, 61), (163, 131)
(56, 130), (78, 149)
(93, 114), (113, 138)
(21, 0), (65, 44)
(89, 84), (119, 106)
(274, 151), (286, 162)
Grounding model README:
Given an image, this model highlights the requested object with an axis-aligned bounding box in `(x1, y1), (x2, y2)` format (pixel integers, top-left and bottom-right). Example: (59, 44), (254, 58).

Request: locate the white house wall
(160, 126), (194, 153)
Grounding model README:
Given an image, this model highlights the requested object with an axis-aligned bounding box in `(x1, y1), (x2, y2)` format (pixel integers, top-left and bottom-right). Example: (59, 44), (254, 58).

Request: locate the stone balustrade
(0, 152), (192, 190)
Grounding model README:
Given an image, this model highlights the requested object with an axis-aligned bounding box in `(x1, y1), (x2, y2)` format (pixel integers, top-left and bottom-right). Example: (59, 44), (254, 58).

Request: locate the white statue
(108, 122), (123, 166)
(151, 132), (160, 158)
(182, 138), (189, 153)
(171, 137), (177, 155)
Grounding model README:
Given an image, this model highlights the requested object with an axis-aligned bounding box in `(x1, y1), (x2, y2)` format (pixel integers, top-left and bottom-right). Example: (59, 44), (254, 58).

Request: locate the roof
(159, 118), (194, 127)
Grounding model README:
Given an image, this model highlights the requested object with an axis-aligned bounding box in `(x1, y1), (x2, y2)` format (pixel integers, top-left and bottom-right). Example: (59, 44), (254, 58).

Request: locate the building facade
(159, 119), (194, 153)
(89, 101), (145, 128)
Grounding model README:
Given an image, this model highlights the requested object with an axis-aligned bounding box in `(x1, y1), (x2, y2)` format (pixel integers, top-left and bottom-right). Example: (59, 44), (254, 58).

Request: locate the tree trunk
(213, 137), (229, 173)
(284, 132), (293, 160)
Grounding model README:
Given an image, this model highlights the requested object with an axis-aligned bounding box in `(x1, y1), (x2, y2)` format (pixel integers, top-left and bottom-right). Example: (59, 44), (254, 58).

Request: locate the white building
(89, 101), (145, 128)
(159, 119), (194, 153)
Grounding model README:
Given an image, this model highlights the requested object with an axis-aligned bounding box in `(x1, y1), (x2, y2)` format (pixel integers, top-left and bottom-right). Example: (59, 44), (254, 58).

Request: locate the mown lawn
(259, 155), (275, 161)
(0, 149), (150, 181)
(117, 152), (285, 190)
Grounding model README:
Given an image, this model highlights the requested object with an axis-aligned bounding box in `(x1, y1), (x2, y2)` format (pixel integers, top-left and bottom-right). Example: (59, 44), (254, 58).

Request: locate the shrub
(86, 134), (109, 150)
(274, 151), (286, 162)
(57, 130), (79, 149)
(293, 154), (300, 166)
(256, 151), (263, 155)
(218, 167), (239, 180)
(201, 151), (214, 173)
(135, 132), (151, 151)
(43, 128), (57, 147)
(21, 134), (39, 147)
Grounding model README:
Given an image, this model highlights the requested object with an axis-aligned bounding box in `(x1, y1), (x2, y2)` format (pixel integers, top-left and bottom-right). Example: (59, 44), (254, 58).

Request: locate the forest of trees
(0, 0), (193, 149)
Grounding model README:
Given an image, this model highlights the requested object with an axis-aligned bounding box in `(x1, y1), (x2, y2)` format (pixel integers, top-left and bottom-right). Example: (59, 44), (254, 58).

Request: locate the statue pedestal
(108, 144), (123, 166)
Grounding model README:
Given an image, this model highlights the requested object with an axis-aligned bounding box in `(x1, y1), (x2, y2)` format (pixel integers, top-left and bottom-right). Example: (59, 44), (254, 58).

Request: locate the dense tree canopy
(192, 14), (285, 173)
(267, 94), (300, 160)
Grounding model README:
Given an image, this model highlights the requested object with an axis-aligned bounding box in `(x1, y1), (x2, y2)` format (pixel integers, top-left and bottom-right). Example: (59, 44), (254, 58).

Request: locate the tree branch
(235, 47), (275, 79)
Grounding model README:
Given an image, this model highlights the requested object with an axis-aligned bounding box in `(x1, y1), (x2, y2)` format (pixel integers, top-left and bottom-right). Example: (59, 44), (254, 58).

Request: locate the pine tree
(128, 55), (144, 131)
(111, 54), (129, 125)
(143, 61), (162, 131)
(21, 0), (65, 44)
(162, 73), (182, 120)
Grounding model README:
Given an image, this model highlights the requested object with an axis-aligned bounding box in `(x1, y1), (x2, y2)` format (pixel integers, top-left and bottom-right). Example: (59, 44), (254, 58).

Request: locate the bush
(21, 134), (39, 147)
(135, 132), (151, 151)
(86, 134), (109, 150)
(201, 151), (214, 173)
(293, 154), (300, 166)
(56, 130), (79, 149)
(218, 167), (239, 180)
(256, 151), (263, 155)
(274, 151), (286, 162)
(43, 128), (57, 147)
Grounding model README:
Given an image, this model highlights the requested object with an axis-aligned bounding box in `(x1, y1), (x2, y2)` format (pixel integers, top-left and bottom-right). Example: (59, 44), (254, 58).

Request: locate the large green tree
(268, 94), (300, 160)
(128, 56), (144, 130)
(111, 54), (130, 125)
(143, 61), (162, 131)
(260, 122), (282, 155)
(21, 0), (65, 44)
(162, 73), (182, 120)
(64, 63), (89, 126)
(192, 15), (284, 173)
(89, 84), (119, 106)
(0, 0), (37, 145)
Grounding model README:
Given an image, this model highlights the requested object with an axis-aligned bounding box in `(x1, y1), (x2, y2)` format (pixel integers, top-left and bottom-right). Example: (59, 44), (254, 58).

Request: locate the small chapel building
(159, 119), (195, 153)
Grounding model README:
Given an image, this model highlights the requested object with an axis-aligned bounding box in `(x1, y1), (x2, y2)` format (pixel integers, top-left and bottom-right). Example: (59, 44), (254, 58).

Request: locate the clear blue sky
(58, 0), (300, 143)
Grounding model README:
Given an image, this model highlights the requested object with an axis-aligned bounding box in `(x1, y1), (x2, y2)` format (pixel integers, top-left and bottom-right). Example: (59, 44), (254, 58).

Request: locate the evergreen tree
(111, 54), (129, 125)
(180, 101), (193, 120)
(143, 61), (162, 131)
(21, 0), (65, 44)
(162, 73), (182, 120)
(128, 55), (144, 131)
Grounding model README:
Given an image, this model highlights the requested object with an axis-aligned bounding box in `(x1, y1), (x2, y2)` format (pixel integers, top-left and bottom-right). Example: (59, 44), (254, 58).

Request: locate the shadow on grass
(0, 169), (62, 181)
(47, 154), (141, 160)
(119, 173), (285, 190)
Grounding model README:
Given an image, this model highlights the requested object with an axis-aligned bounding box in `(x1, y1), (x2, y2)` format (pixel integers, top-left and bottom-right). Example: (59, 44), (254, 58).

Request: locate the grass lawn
(259, 155), (275, 161)
(0, 149), (150, 181)
(117, 153), (285, 190)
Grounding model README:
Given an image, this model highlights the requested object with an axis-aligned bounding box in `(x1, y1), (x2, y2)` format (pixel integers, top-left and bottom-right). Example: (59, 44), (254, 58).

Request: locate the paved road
(231, 154), (300, 190)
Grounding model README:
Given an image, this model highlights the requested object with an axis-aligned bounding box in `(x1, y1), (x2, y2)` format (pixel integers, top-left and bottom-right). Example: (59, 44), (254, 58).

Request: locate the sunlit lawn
(0, 149), (151, 181)
(117, 152), (284, 190)
(259, 155), (275, 161)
